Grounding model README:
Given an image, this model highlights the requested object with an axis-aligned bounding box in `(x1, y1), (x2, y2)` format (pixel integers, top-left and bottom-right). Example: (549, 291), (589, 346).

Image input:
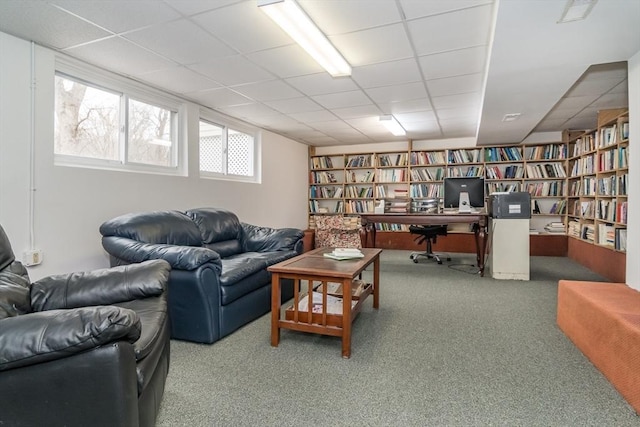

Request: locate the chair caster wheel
(446, 257), (452, 261)
(412, 258), (418, 263)
(437, 260), (443, 264)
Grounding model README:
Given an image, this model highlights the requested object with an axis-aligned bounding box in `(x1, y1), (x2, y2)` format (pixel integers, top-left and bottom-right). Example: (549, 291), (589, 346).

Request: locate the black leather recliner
(0, 224), (171, 427)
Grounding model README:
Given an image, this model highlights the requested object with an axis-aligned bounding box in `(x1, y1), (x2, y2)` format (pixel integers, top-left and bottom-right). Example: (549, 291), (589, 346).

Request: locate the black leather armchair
(0, 225), (171, 427)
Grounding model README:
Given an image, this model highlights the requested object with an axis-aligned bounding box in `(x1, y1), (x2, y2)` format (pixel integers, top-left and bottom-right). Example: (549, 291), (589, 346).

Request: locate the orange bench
(557, 280), (640, 413)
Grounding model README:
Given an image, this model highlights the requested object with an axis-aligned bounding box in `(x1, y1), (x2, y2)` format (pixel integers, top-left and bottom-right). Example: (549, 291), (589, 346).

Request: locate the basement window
(53, 70), (182, 174)
(199, 116), (260, 183)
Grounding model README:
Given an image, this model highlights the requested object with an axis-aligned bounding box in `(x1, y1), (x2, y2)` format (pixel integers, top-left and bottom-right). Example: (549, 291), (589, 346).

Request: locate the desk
(359, 213), (489, 276)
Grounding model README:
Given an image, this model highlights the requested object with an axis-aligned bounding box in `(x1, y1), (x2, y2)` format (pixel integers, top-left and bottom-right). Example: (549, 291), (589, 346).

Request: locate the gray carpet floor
(156, 250), (639, 426)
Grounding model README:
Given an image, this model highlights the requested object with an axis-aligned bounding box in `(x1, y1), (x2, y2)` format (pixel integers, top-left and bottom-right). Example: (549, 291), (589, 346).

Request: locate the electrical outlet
(22, 249), (43, 266)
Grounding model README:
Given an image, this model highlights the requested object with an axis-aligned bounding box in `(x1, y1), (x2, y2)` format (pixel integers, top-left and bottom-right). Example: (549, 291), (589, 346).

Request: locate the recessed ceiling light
(502, 113), (521, 122)
(558, 0), (598, 23)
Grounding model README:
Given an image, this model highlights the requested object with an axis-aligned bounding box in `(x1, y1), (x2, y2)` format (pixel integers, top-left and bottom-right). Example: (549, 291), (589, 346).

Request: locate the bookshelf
(566, 108), (628, 253)
(309, 141), (570, 235)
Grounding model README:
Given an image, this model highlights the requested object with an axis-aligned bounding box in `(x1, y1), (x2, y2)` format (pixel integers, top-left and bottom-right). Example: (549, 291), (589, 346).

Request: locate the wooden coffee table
(268, 247), (382, 358)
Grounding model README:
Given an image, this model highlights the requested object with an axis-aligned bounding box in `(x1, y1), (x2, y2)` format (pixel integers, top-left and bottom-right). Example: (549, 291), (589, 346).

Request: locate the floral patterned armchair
(313, 215), (362, 249)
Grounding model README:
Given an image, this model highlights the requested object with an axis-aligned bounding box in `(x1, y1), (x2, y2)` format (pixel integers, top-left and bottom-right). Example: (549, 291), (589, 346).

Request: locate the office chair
(409, 225), (450, 264)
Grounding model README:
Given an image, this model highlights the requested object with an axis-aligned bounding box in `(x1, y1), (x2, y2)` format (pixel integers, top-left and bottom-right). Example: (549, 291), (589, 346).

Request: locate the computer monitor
(443, 177), (485, 213)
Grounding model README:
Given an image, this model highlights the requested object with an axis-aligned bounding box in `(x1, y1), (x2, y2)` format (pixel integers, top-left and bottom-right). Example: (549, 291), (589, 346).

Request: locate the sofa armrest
(241, 223), (304, 252)
(30, 259), (170, 311)
(102, 236), (222, 271)
(0, 306), (140, 371)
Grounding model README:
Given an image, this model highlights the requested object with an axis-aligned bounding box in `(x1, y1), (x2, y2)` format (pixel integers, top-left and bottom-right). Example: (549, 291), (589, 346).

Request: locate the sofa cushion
(219, 255), (267, 287)
(220, 268), (271, 306)
(251, 250), (299, 267)
(186, 208), (243, 257)
(99, 210), (202, 246)
(0, 262), (31, 319)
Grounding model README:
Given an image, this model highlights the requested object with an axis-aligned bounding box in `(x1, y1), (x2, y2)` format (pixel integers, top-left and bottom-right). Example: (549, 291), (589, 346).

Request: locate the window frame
(54, 56), (186, 176)
(199, 108), (261, 183)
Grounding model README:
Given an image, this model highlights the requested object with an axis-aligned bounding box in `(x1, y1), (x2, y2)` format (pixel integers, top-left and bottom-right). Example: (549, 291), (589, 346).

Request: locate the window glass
(199, 121), (224, 174)
(54, 76), (119, 160)
(54, 73), (177, 170)
(127, 99), (173, 167)
(199, 120), (256, 180)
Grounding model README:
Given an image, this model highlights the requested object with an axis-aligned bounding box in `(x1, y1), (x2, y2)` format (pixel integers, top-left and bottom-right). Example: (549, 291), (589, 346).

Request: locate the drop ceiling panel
(298, 0), (402, 35)
(351, 58), (422, 89)
(426, 73), (483, 97)
(263, 97), (324, 114)
(232, 80), (303, 102)
(330, 24), (414, 66)
(189, 55), (273, 86)
(311, 90), (372, 110)
(162, 0), (238, 17)
(52, 0), (181, 34)
(285, 73), (359, 96)
(139, 66), (221, 94)
(246, 44), (324, 78)
(65, 37), (177, 77)
(418, 46), (487, 80)
(0, 2), (110, 49)
(400, 0), (493, 20)
(379, 99), (434, 114)
(191, 1), (291, 53)
(365, 81), (428, 104)
(124, 19), (235, 65)
(332, 105), (383, 120)
(408, 5), (494, 56)
(186, 87), (252, 108)
(288, 110), (337, 123)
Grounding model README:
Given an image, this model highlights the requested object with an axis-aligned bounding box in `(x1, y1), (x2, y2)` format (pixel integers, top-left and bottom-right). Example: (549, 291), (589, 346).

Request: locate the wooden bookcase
(309, 142), (569, 235)
(566, 108), (629, 254)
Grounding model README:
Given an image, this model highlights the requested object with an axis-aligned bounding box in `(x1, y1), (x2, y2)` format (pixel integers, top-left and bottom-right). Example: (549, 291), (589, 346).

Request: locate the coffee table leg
(271, 272), (281, 347)
(342, 278), (352, 358)
(373, 254), (380, 309)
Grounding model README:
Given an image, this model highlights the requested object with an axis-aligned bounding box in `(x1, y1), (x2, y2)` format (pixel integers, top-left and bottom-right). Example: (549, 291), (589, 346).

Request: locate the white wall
(0, 32), (309, 280)
(626, 50), (640, 289)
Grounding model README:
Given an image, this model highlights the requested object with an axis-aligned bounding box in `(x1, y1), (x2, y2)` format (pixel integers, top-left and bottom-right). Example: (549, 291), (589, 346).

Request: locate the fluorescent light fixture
(258, 0), (351, 77)
(558, 0), (597, 23)
(379, 115), (406, 136)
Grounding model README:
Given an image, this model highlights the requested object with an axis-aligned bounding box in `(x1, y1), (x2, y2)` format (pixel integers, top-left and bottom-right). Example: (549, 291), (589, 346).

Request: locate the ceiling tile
(311, 90), (372, 110)
(52, 0), (181, 34)
(189, 55), (273, 86)
(138, 66), (221, 94)
(246, 44), (324, 78)
(408, 5), (493, 56)
(298, 0), (402, 35)
(186, 87), (252, 108)
(232, 80), (303, 102)
(217, 102), (281, 120)
(395, 110), (437, 123)
(263, 97), (324, 114)
(366, 81), (428, 104)
(378, 99), (434, 114)
(192, 1), (292, 53)
(400, 0), (493, 19)
(432, 92), (481, 110)
(162, 0), (238, 17)
(351, 58), (422, 89)
(568, 78), (628, 97)
(288, 110), (337, 123)
(330, 24), (414, 67)
(285, 73), (359, 96)
(418, 46), (487, 80)
(426, 73), (483, 97)
(124, 19), (235, 65)
(65, 37), (177, 77)
(0, 1), (110, 49)
(331, 105), (383, 120)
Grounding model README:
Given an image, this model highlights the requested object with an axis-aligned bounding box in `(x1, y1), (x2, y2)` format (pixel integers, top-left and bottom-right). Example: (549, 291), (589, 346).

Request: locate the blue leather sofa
(100, 208), (304, 344)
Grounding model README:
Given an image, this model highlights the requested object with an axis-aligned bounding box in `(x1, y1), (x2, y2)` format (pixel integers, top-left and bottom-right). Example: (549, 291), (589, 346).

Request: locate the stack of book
(323, 248), (364, 260)
(544, 222), (565, 234)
